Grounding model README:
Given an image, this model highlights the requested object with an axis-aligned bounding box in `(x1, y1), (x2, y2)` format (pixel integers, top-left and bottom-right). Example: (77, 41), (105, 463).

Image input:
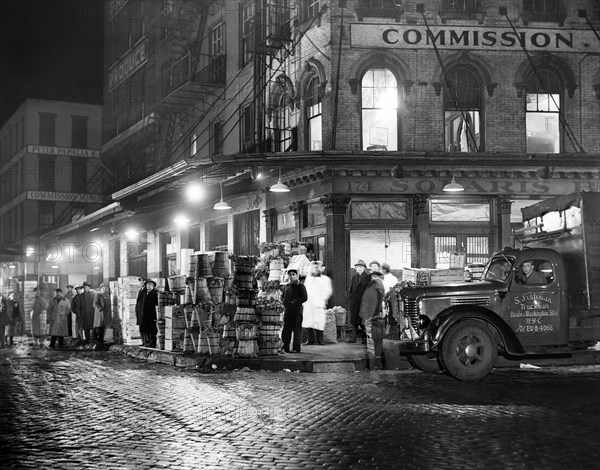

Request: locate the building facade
(0, 99), (104, 292)
(42, 0), (600, 307)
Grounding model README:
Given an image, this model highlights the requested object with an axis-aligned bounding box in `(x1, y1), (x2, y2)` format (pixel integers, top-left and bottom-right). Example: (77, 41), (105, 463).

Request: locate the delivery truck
(394, 192), (600, 381)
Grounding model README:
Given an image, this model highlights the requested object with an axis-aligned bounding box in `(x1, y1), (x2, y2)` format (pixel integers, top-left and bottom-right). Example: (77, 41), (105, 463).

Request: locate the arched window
(444, 68), (482, 152)
(306, 76), (323, 151)
(525, 70), (561, 153)
(361, 68), (398, 151)
(274, 91), (295, 152)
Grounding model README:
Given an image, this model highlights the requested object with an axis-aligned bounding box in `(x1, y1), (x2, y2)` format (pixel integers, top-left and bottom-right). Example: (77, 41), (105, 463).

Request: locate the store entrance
(349, 230), (411, 278)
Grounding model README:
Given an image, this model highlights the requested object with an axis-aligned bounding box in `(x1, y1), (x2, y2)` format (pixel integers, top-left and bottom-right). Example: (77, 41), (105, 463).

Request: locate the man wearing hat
(139, 279), (158, 348)
(346, 260), (370, 343)
(358, 265), (385, 344)
(64, 285), (75, 336)
(135, 277), (148, 329)
(71, 285), (83, 340)
(47, 288), (70, 348)
(79, 282), (95, 343)
(282, 269), (308, 353)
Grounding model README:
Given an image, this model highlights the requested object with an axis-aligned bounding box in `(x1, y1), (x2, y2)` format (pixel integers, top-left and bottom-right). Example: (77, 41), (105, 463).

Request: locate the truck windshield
(482, 256), (515, 282)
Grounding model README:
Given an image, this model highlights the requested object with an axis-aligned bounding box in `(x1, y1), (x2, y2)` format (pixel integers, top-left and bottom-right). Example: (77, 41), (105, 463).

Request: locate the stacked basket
(230, 254), (259, 357)
(256, 256), (286, 356)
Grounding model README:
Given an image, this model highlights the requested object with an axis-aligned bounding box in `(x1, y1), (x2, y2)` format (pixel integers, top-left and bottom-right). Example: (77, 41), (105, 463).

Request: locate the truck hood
(399, 280), (504, 299)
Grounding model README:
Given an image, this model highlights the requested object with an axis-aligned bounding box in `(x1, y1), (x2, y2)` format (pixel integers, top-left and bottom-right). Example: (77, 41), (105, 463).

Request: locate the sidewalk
(108, 341), (407, 373)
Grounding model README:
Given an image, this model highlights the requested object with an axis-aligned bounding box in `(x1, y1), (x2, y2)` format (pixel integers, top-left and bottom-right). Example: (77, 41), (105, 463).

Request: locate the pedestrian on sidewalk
(64, 284), (75, 337)
(346, 260), (370, 343)
(302, 261), (333, 345)
(93, 284), (110, 344)
(47, 288), (71, 348)
(79, 282), (95, 343)
(282, 269), (308, 353)
(359, 266), (385, 345)
(3, 292), (21, 347)
(30, 288), (48, 346)
(71, 285), (83, 340)
(139, 279), (158, 348)
(135, 277), (147, 329)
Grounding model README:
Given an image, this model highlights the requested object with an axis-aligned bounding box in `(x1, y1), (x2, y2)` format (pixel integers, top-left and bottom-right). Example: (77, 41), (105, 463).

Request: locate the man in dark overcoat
(282, 269), (308, 353)
(79, 282), (95, 343)
(346, 259), (370, 343)
(135, 277), (147, 327)
(140, 279), (158, 348)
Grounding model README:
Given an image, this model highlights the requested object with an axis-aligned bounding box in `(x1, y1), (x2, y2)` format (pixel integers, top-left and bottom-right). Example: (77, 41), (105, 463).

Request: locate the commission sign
(350, 24), (600, 53)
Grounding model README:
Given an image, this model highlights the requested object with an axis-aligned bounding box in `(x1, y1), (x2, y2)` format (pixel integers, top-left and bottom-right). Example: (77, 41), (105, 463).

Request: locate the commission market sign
(26, 191), (106, 203)
(350, 24), (600, 53)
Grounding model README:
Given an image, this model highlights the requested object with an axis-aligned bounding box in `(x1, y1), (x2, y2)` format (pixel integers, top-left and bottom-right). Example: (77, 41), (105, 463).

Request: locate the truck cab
(396, 192), (599, 381)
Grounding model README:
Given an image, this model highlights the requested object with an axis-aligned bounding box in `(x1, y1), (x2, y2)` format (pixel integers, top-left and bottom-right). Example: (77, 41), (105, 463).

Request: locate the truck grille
(404, 299), (419, 328)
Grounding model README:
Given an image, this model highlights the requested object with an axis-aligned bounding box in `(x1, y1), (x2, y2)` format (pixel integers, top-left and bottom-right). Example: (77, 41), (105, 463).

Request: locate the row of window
(0, 156), (88, 204)
(252, 60), (567, 154)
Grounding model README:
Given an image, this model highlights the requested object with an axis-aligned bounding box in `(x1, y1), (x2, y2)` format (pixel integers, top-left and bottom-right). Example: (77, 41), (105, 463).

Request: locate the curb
(108, 344), (373, 372)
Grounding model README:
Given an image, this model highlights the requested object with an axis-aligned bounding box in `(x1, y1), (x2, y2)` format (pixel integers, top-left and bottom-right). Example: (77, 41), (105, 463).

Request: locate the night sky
(0, 0), (104, 128)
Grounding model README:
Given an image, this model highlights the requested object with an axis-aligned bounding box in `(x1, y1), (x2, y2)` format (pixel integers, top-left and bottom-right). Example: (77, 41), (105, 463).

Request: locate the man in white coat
(302, 261), (333, 345)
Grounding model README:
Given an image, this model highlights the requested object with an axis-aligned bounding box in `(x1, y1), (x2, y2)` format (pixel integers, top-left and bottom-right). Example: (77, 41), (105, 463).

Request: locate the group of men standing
(347, 259), (398, 344)
(29, 282), (111, 348)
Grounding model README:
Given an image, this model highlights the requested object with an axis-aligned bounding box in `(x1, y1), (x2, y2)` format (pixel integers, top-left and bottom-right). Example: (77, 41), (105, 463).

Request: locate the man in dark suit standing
(282, 269), (308, 353)
(346, 260), (370, 343)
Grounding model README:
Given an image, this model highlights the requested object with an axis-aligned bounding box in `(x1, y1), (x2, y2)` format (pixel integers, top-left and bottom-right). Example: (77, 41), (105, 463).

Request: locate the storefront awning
(521, 193), (581, 221)
(38, 202), (128, 240)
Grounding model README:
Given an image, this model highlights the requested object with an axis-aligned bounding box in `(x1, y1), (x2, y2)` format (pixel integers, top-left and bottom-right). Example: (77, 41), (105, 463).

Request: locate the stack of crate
(164, 305), (186, 352)
(402, 268), (463, 286)
(114, 276), (143, 346)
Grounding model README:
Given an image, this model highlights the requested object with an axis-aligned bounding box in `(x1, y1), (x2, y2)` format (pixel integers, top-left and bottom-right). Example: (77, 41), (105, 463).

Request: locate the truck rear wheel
(439, 319), (496, 382)
(406, 354), (441, 373)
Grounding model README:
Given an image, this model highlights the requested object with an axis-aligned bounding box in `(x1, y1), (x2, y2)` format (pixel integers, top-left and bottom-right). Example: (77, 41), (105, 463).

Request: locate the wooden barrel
(258, 337), (279, 356)
(233, 307), (256, 322)
(198, 330), (221, 355)
(258, 308), (283, 323)
(196, 253), (213, 278)
(189, 254), (199, 278)
(259, 323), (281, 338)
(212, 252), (231, 277)
(236, 322), (258, 341)
(236, 339), (258, 357)
(222, 322), (237, 338)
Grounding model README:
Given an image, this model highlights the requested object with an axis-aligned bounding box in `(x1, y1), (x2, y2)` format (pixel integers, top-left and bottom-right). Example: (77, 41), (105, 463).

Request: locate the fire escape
(143, 0), (225, 174)
(250, 0), (293, 154)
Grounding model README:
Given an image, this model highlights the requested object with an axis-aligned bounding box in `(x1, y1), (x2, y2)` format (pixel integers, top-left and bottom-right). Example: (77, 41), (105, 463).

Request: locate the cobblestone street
(1, 340), (599, 470)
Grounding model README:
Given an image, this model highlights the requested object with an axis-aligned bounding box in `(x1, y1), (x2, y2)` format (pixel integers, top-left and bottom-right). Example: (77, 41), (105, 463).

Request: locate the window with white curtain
(361, 68), (398, 151)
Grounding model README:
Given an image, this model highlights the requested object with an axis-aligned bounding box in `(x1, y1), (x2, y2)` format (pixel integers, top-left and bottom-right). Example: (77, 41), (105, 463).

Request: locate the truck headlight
(418, 315), (430, 330)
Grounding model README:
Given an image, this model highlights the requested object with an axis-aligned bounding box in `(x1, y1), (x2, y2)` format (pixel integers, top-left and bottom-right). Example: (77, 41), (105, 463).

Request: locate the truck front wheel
(406, 354), (441, 373)
(438, 319), (496, 381)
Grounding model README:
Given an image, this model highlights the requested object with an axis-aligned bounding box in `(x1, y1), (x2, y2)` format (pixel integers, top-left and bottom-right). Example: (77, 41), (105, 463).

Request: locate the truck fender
(425, 306), (525, 356)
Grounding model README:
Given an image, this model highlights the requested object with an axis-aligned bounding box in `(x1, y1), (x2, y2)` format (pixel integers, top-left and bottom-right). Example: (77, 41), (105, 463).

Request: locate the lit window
(275, 92), (294, 152)
(526, 71), (561, 153)
(445, 68), (482, 152)
(361, 68), (398, 151)
(306, 77), (322, 151)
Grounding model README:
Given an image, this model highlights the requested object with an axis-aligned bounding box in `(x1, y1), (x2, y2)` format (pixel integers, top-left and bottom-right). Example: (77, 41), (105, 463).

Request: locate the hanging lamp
(269, 167), (290, 192)
(213, 180), (231, 210)
(443, 176), (464, 192)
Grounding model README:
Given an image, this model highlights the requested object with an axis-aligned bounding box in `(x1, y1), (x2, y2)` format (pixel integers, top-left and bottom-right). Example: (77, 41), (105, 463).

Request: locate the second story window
(306, 76), (322, 151)
(241, 2), (254, 66)
(445, 68), (482, 152)
(241, 104), (255, 153)
(525, 70), (561, 154)
(361, 68), (399, 151)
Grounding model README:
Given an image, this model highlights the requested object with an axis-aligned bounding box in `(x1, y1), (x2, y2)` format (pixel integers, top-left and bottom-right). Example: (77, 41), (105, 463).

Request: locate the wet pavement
(1, 337), (599, 469)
